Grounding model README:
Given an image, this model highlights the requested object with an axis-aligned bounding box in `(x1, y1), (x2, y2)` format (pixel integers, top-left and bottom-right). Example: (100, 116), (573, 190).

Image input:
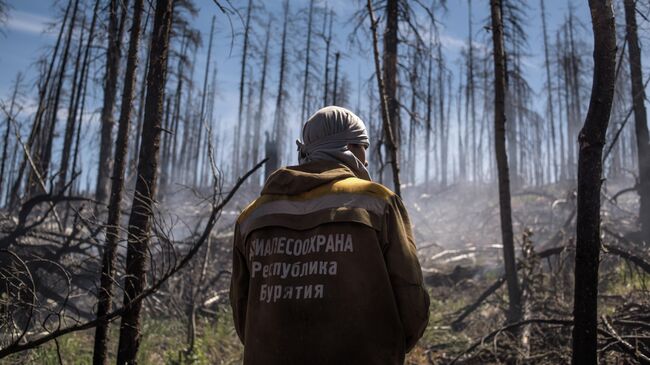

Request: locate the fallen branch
(602, 315), (650, 364)
(611, 185), (639, 202)
(602, 243), (650, 275)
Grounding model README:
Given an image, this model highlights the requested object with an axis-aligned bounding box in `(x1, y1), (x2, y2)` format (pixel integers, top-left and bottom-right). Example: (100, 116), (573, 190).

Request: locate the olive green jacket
(230, 161), (429, 365)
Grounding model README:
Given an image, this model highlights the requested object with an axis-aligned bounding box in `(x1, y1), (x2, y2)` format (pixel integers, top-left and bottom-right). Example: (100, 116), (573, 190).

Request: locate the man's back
(230, 161), (429, 365)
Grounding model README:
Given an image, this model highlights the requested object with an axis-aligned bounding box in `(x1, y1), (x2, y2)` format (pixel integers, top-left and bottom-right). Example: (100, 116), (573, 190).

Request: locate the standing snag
(115, 0), (174, 362)
(489, 0), (522, 325)
(571, 0), (616, 364)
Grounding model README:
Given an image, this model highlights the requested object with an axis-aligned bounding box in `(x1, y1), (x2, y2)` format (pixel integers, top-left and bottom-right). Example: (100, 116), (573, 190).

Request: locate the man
(230, 106), (430, 364)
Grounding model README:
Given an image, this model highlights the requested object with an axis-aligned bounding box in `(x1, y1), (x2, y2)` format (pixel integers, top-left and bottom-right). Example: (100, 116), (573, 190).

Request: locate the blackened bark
(425, 41), (432, 189)
(115, 0), (173, 363)
(96, 0), (129, 207)
(0, 74), (21, 205)
(252, 20), (271, 185)
(540, 0), (557, 182)
(57, 13), (88, 193)
(234, 0), (253, 179)
(37, 0), (80, 193)
(300, 0), (315, 123)
(571, 1), (616, 363)
(623, 0), (650, 244)
(269, 0), (290, 180)
(194, 15), (216, 187)
(93, 0), (144, 363)
(367, 0), (401, 196)
(490, 0), (521, 325)
(382, 0), (400, 193)
(322, 9), (333, 106)
(332, 52), (340, 105)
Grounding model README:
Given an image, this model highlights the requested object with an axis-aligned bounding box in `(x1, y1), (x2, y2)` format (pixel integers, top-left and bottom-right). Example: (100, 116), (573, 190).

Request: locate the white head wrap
(296, 106), (371, 180)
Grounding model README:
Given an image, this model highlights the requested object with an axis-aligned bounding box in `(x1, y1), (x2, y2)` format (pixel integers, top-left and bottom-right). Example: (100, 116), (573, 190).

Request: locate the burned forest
(0, 0), (649, 364)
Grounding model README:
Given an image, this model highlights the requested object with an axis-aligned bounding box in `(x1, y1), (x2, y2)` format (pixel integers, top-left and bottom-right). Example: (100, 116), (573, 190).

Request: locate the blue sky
(2, 0), (645, 185)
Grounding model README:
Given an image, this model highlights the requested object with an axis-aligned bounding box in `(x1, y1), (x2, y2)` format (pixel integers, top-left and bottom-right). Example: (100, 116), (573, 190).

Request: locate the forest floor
(2, 176), (648, 364)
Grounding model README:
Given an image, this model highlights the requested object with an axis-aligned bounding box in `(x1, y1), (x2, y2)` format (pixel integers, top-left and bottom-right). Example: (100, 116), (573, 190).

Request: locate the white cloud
(5, 10), (54, 36)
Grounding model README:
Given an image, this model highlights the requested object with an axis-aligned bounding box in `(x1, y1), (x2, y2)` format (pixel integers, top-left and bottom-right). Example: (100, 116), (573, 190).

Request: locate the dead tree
(367, 0), (401, 196)
(332, 51), (340, 105)
(623, 0), (650, 244)
(96, 0), (129, 208)
(233, 0), (253, 179)
(540, 0), (557, 182)
(490, 0), (521, 324)
(0, 74), (22, 207)
(115, 0), (173, 362)
(467, 0), (477, 182)
(300, 0), (315, 123)
(93, 0), (145, 363)
(252, 19), (271, 185)
(268, 0), (290, 180)
(56, 10), (90, 193)
(322, 8), (333, 106)
(8, 0), (72, 209)
(33, 0), (80, 196)
(424, 36), (433, 190)
(571, 0), (616, 363)
(194, 15), (216, 188)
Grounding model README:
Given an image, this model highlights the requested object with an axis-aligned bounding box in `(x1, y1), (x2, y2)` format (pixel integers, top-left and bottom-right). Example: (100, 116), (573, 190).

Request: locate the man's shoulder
(236, 177), (395, 225)
(328, 177), (395, 201)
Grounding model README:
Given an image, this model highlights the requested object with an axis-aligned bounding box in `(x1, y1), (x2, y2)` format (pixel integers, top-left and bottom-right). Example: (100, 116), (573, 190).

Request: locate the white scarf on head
(296, 106), (371, 181)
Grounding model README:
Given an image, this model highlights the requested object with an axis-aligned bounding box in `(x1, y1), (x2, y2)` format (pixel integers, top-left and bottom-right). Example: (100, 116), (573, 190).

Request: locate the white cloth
(296, 106), (371, 181)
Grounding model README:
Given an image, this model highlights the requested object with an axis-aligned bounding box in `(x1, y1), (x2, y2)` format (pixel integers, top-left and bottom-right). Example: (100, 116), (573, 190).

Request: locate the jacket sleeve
(229, 223), (249, 344)
(382, 195), (430, 352)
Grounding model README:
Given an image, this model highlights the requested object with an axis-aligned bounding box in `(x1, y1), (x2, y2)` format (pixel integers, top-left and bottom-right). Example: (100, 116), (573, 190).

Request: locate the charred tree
(623, 0), (650, 244)
(252, 20), (271, 185)
(268, 0), (290, 180)
(300, 0), (315, 123)
(115, 0), (174, 362)
(490, 0), (522, 325)
(571, 0), (616, 363)
(96, 0), (129, 207)
(332, 52), (340, 105)
(233, 0), (253, 179)
(56, 11), (89, 193)
(322, 8), (333, 106)
(93, 0), (145, 363)
(0, 74), (22, 205)
(367, 0), (401, 196)
(540, 0), (557, 182)
(32, 0), (80, 196)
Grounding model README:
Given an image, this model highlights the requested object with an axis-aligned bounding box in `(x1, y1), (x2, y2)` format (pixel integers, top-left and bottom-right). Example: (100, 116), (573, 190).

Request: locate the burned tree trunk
(322, 9), (333, 106)
(623, 0), (650, 244)
(252, 20), (271, 185)
(194, 15), (216, 187)
(35, 0), (80, 194)
(571, 1), (616, 363)
(93, 0), (145, 363)
(115, 0), (173, 362)
(233, 0), (253, 179)
(57, 11), (90, 193)
(0, 74), (22, 204)
(8, 0), (72, 208)
(425, 43), (432, 190)
(489, 0), (521, 325)
(96, 0), (129, 207)
(300, 0), (315, 123)
(367, 0), (401, 196)
(269, 0), (290, 180)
